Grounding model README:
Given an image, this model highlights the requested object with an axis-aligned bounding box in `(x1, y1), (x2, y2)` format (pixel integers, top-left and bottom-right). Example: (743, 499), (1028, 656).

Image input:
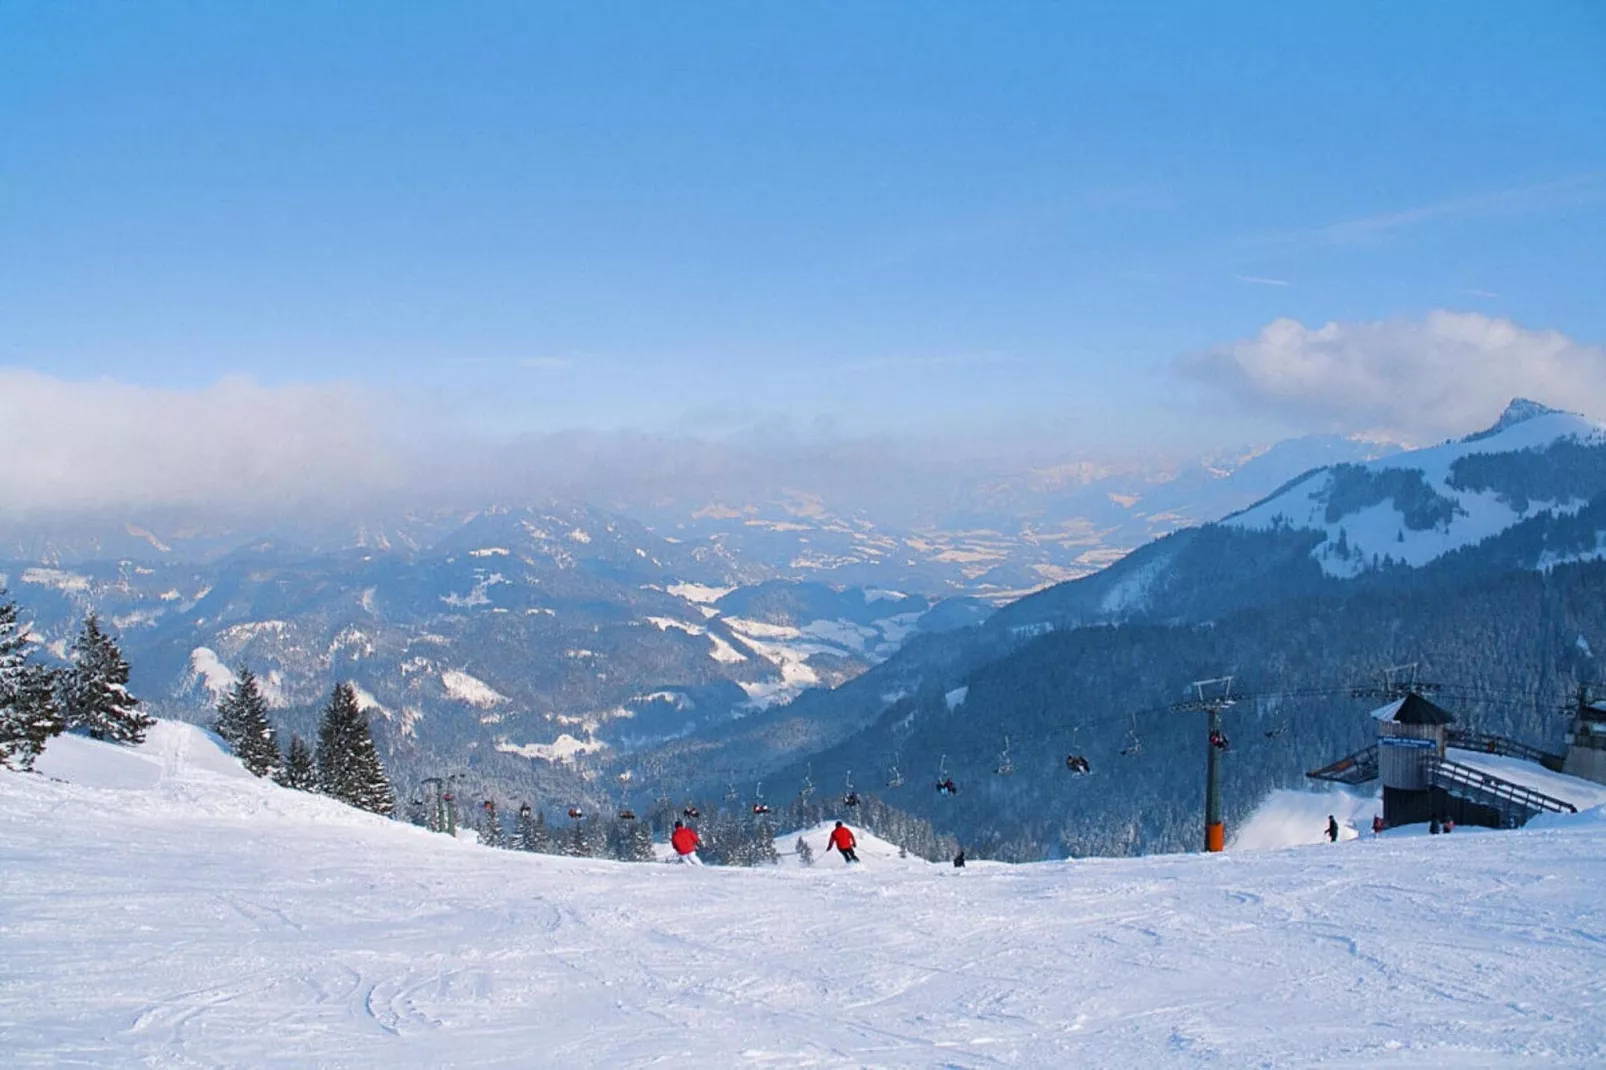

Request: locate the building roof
(1369, 693), (1454, 726)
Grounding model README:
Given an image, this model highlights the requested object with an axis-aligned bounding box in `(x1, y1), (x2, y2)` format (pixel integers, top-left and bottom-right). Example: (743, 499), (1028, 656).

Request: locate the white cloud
(1182, 311), (1606, 442)
(0, 371), (401, 520)
(1233, 274), (1290, 287)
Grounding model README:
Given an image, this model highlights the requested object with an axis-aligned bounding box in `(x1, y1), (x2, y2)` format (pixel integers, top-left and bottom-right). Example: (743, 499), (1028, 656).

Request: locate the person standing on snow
(670, 819), (701, 863)
(828, 820), (860, 863)
(1372, 814), (1384, 837)
(1326, 815), (1340, 843)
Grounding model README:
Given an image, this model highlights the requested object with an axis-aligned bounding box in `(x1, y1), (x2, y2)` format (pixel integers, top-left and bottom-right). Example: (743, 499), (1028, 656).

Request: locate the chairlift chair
(617, 809), (637, 821)
(567, 807), (585, 820)
(995, 735), (1015, 775)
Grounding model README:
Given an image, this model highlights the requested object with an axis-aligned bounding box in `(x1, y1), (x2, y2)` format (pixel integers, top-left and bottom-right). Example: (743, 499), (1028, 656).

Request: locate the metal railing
(1426, 755), (1577, 823)
(1447, 729), (1566, 772)
(1306, 744), (1378, 785)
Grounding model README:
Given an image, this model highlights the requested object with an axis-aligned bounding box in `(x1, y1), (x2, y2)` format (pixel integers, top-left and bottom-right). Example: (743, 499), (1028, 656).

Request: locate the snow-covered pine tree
(0, 594), (66, 771)
(626, 819), (656, 862)
(478, 801), (508, 848)
(795, 836), (814, 867)
(213, 666), (281, 778)
(61, 614), (152, 744)
(514, 804), (542, 851)
(525, 808), (553, 853)
(752, 815), (780, 865)
(1, 664), (66, 771)
(277, 734), (318, 790)
(315, 682), (395, 815)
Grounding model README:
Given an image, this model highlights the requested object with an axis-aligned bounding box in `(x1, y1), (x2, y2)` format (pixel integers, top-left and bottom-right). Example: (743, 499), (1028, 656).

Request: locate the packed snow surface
(4, 724), (1605, 1067)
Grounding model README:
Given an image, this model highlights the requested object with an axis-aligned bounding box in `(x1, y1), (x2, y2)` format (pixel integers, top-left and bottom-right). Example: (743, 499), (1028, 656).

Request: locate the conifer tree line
(215, 670), (395, 816)
(2, 595), (153, 770)
(443, 787), (952, 867)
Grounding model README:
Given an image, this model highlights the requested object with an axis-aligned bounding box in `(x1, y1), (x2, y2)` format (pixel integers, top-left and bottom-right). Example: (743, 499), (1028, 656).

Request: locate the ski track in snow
(2, 724), (1605, 1067)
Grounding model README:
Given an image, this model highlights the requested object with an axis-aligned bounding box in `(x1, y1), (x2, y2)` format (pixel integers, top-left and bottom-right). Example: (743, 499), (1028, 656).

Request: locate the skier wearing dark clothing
(828, 821), (859, 863)
(1326, 815), (1340, 843)
(953, 849), (966, 868)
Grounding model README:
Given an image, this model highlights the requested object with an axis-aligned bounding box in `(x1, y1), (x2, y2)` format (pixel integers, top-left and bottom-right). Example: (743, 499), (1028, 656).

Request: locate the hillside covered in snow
(2, 723), (1604, 1066)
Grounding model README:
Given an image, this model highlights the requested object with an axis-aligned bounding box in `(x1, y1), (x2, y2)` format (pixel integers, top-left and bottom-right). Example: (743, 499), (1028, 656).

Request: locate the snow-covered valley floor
(3, 725), (1605, 1068)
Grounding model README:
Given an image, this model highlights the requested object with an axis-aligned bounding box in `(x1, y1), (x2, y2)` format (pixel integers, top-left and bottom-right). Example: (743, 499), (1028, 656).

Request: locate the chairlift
(1065, 754), (1091, 775)
(1264, 722), (1287, 740)
(842, 771), (861, 807)
(751, 781), (772, 815)
(617, 809), (637, 821)
(724, 780), (739, 803)
(886, 755), (904, 789)
(682, 804), (701, 820)
(935, 754), (958, 796)
(995, 735), (1015, 776)
(567, 807), (585, 820)
(799, 764), (816, 802)
(1210, 729), (1230, 752)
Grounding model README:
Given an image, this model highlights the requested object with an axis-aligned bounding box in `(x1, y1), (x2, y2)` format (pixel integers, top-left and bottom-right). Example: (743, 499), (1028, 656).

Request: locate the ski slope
(3, 724), (1605, 1067)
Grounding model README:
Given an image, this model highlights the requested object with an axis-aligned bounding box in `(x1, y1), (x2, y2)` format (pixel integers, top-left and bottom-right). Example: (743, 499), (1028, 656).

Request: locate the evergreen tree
(277, 734), (318, 791)
(0, 594), (66, 771)
(752, 815), (780, 865)
(567, 819), (590, 858)
(795, 835), (814, 867)
(478, 800), (508, 848)
(626, 819), (656, 862)
(315, 683), (395, 815)
(213, 666), (281, 778)
(61, 614), (151, 744)
(514, 804), (546, 852)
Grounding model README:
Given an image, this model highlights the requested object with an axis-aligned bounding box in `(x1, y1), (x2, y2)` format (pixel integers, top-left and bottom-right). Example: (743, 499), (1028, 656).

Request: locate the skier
(1372, 814), (1384, 837)
(670, 819), (701, 863)
(1325, 815), (1339, 843)
(827, 820), (860, 864)
(1443, 817), (1455, 834)
(953, 849), (966, 868)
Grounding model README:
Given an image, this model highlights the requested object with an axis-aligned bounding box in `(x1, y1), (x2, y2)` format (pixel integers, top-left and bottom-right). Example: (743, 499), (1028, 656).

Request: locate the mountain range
(6, 404), (1594, 847)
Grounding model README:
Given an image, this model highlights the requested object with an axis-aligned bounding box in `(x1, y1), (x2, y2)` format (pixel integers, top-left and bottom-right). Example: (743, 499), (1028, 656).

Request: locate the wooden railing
(1426, 755), (1577, 825)
(1447, 730), (1566, 772)
(1306, 744), (1378, 785)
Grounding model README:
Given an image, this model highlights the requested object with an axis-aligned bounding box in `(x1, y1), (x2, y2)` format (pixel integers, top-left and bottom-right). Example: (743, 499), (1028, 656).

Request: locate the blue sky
(3, 2), (1604, 458)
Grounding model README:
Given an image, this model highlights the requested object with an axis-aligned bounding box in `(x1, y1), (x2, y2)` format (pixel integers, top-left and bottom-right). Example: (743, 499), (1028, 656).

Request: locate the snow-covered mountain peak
(1226, 402), (1606, 577)
(1465, 397), (1574, 441)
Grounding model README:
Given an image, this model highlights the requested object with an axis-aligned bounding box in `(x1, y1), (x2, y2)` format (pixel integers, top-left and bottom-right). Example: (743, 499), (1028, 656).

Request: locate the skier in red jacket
(828, 821), (859, 864)
(670, 819), (700, 863)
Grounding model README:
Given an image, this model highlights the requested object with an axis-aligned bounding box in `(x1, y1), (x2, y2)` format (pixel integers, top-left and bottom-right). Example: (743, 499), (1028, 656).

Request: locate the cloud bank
(0, 371), (402, 521)
(1183, 311), (1606, 443)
